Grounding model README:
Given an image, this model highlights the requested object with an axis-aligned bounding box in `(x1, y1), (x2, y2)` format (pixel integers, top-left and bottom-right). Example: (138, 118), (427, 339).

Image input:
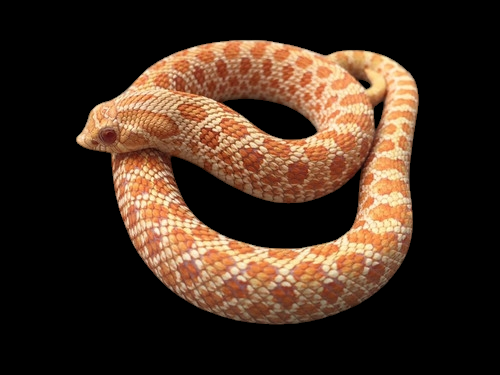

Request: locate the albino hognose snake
(77, 41), (418, 324)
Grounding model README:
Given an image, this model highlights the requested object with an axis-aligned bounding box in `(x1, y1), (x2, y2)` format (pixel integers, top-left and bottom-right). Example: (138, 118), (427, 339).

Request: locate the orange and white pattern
(77, 41), (418, 324)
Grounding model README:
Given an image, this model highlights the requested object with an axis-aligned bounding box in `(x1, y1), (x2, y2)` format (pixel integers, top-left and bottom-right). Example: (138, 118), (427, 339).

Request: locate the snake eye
(98, 127), (117, 145)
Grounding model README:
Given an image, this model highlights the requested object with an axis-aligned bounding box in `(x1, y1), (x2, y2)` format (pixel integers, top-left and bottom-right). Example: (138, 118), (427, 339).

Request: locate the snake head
(77, 100), (127, 153)
(77, 91), (181, 154)
(78, 98), (153, 153)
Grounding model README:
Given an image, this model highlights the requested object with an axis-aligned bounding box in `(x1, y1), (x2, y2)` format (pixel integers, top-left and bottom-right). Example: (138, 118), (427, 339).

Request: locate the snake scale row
(77, 41), (418, 324)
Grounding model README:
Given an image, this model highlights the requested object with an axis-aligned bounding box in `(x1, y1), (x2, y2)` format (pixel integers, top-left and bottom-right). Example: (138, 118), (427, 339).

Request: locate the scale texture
(77, 41), (418, 324)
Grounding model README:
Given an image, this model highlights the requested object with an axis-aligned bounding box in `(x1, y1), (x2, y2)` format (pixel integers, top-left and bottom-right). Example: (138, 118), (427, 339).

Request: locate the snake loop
(77, 41), (418, 324)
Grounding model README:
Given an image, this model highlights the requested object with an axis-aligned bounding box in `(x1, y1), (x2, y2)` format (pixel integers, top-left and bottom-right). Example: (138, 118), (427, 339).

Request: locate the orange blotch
(247, 261), (278, 283)
(300, 72), (313, 87)
(306, 178), (326, 191)
(288, 84), (298, 95)
(249, 72), (261, 86)
(172, 59), (190, 73)
(274, 48), (290, 61)
(394, 89), (418, 99)
(383, 123), (397, 134)
(215, 59), (228, 79)
(392, 98), (418, 109)
(128, 175), (152, 198)
(168, 201), (191, 222)
(173, 76), (186, 91)
(292, 262), (325, 283)
(169, 228), (194, 254)
(372, 157), (406, 173)
(329, 155), (346, 176)
(269, 78), (280, 88)
(239, 57), (252, 75)
(324, 95), (338, 108)
(263, 138), (291, 158)
(365, 263), (385, 284)
(245, 302), (271, 320)
(199, 127), (220, 149)
(336, 253), (365, 278)
(143, 200), (170, 222)
(220, 118), (249, 137)
(335, 131), (356, 153)
(398, 135), (410, 150)
(203, 249), (236, 271)
(177, 103), (208, 123)
(374, 178), (405, 195)
(309, 243), (339, 257)
(386, 110), (415, 122)
(153, 72), (170, 89)
(177, 259), (199, 287)
(198, 288), (224, 310)
(317, 66), (332, 78)
(315, 83), (326, 99)
(296, 56), (313, 68)
(223, 41), (241, 59)
(158, 262), (176, 287)
(360, 196), (375, 211)
(196, 50), (216, 63)
(192, 224), (219, 241)
(261, 173), (281, 187)
(331, 73), (356, 90)
(304, 145), (328, 161)
(268, 248), (300, 260)
(347, 229), (399, 255)
(228, 76), (239, 87)
(378, 140), (395, 152)
(282, 65), (294, 81)
(302, 92), (312, 105)
(320, 280), (344, 303)
(270, 285), (296, 309)
(250, 41), (270, 59)
(287, 161), (309, 184)
(370, 203), (411, 222)
(362, 172), (374, 186)
(398, 80), (417, 88)
(193, 66), (205, 85)
(360, 138), (371, 158)
(206, 81), (217, 96)
(240, 147), (265, 173)
(216, 148), (234, 165)
(262, 59), (273, 76)
(228, 241), (255, 254)
(220, 277), (249, 299)
(340, 93), (370, 106)
(347, 229), (377, 245)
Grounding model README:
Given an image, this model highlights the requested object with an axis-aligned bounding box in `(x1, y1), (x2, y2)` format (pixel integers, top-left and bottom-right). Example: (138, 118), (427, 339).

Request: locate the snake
(77, 41), (418, 324)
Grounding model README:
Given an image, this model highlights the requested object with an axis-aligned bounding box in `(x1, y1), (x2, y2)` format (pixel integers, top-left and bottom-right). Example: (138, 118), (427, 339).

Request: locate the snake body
(77, 41), (418, 324)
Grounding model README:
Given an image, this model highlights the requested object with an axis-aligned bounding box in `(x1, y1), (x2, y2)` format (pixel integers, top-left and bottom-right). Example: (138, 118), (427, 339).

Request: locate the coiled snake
(77, 41), (418, 324)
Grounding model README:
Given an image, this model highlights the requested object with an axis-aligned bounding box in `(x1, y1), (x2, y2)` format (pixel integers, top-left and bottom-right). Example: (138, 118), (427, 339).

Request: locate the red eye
(98, 127), (117, 144)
